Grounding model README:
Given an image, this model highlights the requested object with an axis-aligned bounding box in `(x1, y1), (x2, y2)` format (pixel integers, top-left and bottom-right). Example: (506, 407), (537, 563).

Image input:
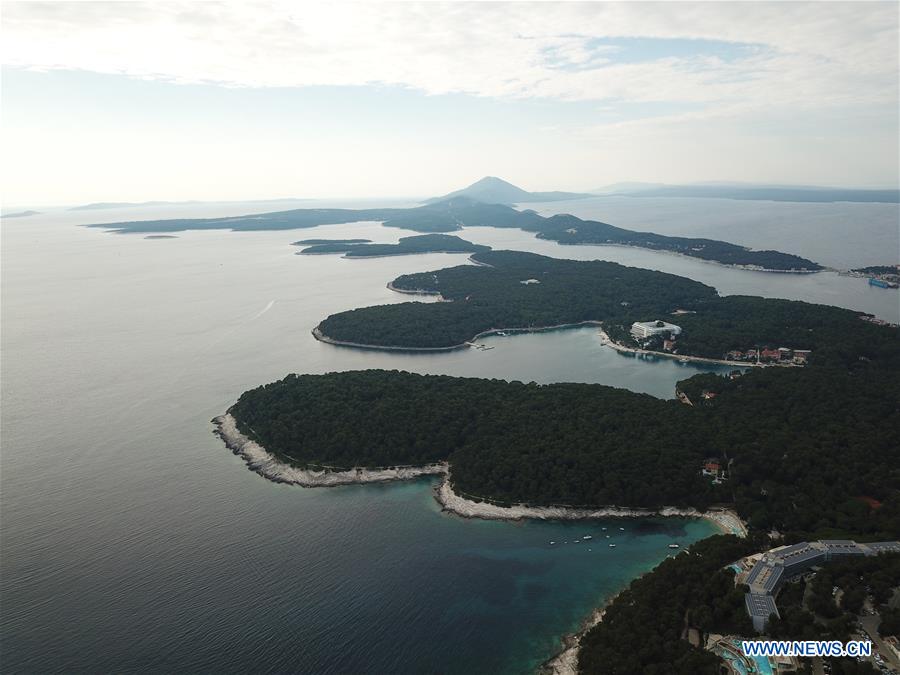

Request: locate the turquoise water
(1, 199), (885, 672)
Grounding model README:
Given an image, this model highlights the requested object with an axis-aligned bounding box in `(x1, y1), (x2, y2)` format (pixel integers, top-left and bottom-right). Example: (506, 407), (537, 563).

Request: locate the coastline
(213, 415), (748, 673)
(547, 239), (823, 274)
(539, 598), (615, 675)
(212, 413), (447, 485)
(312, 320), (606, 352)
(597, 327), (764, 369)
(213, 412), (748, 536)
(433, 475), (747, 537)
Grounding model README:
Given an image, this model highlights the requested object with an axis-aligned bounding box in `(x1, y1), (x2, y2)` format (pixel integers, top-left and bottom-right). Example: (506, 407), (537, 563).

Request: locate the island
(2, 210), (41, 218)
(291, 238), (372, 246)
(295, 234), (491, 257)
(314, 251), (895, 367)
(85, 190), (823, 271)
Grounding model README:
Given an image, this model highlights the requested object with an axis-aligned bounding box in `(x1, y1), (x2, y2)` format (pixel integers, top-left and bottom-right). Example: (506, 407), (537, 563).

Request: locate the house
(663, 339), (676, 352)
(793, 349), (811, 364)
(778, 347), (793, 361)
(630, 320), (682, 340)
(702, 391), (718, 400)
(761, 348), (781, 361)
(726, 350), (744, 360)
(702, 460), (721, 475)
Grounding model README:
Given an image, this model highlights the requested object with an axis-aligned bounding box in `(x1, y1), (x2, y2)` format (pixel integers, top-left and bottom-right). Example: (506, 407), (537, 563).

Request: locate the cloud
(1, 0), (897, 116)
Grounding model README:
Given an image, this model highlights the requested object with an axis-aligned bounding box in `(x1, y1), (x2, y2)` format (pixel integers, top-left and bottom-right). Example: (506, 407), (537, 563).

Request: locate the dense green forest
(851, 265), (899, 276)
(90, 197), (820, 270)
(229, 365), (900, 538)
(577, 541), (899, 675)
(578, 534), (761, 675)
(316, 251), (896, 366)
(296, 234), (490, 257)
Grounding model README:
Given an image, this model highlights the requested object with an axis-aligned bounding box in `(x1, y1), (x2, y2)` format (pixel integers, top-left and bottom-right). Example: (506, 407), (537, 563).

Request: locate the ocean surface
(1, 197), (896, 673)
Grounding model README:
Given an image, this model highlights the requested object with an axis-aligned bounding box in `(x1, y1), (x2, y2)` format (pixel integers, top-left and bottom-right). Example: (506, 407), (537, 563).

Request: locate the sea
(1, 196), (897, 673)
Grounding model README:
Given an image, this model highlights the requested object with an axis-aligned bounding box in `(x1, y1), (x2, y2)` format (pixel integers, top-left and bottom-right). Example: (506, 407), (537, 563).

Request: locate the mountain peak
(425, 177), (592, 205)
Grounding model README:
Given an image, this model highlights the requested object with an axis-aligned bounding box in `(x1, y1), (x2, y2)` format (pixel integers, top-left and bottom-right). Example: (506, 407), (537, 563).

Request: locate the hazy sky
(2, 1), (898, 205)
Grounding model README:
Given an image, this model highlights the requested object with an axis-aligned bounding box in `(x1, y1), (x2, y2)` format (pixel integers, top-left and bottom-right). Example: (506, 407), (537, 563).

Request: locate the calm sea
(1, 197), (895, 673)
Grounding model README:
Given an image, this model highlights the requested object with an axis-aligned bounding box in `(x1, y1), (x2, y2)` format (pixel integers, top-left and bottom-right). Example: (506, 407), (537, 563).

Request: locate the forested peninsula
(315, 251), (896, 367)
(88, 197), (821, 271)
(226, 365), (899, 539)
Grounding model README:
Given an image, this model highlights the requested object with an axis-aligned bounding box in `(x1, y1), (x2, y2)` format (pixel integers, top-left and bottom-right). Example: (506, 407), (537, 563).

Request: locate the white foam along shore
(434, 475), (748, 537)
(212, 413), (447, 486)
(213, 412), (747, 535)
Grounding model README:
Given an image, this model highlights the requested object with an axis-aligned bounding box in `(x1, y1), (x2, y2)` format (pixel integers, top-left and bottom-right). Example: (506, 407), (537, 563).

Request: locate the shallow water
(1, 199), (891, 672)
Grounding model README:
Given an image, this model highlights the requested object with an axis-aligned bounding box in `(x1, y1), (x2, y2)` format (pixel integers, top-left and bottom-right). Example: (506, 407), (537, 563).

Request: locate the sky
(1, 1), (899, 206)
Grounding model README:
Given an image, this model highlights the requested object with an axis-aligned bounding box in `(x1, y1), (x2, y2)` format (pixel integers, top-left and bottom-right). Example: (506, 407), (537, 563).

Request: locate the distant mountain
(592, 182), (900, 203)
(2, 210), (41, 218)
(425, 176), (593, 205)
(69, 197), (312, 211)
(70, 201), (200, 211)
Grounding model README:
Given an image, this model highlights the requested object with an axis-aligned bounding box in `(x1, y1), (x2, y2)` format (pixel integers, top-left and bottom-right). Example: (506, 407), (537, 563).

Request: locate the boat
(583, 535), (592, 540)
(496, 331), (508, 337)
(601, 527), (607, 531)
(619, 527), (625, 531)
(869, 277), (898, 289)
(605, 535), (610, 539)
(609, 543), (616, 548)
(668, 544), (680, 549)
(549, 541), (555, 545)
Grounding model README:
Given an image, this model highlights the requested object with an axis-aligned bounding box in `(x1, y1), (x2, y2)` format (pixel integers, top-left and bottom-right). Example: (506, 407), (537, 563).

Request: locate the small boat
(619, 527), (625, 531)
(668, 544), (680, 549)
(497, 331), (508, 337)
(601, 527), (607, 531)
(588, 548), (592, 551)
(550, 541), (555, 545)
(583, 535), (592, 540)
(605, 535), (610, 539)
(609, 543), (616, 548)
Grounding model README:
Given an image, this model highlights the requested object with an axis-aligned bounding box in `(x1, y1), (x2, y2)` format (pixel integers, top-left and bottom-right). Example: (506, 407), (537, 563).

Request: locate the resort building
(630, 320), (682, 340)
(740, 539), (900, 632)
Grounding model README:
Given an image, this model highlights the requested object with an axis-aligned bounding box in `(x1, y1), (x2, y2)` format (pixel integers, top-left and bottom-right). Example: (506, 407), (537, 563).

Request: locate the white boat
(601, 527), (607, 531)
(605, 535), (610, 539)
(609, 543), (616, 548)
(668, 543), (680, 549)
(497, 332), (507, 337)
(550, 541), (555, 545)
(583, 535), (592, 540)
(619, 527), (625, 531)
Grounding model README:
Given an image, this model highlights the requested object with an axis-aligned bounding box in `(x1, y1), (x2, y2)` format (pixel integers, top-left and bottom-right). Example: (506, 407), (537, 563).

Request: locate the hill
(424, 176), (593, 204)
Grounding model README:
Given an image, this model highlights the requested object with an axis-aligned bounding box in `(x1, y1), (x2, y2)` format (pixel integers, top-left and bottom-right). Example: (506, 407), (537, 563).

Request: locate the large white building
(630, 320), (682, 340)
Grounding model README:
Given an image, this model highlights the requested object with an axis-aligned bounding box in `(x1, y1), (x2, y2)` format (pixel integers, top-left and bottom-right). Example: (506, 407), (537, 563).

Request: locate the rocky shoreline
(212, 413), (447, 485)
(213, 414), (748, 673)
(433, 476), (747, 536)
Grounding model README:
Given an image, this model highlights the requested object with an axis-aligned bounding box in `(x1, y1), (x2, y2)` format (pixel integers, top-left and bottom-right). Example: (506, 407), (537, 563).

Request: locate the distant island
(313, 251), (894, 367)
(86, 189), (822, 271)
(593, 182), (900, 203)
(2, 210), (40, 218)
(70, 200), (202, 211)
(291, 238), (372, 245)
(296, 234), (490, 257)
(424, 175), (594, 204)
